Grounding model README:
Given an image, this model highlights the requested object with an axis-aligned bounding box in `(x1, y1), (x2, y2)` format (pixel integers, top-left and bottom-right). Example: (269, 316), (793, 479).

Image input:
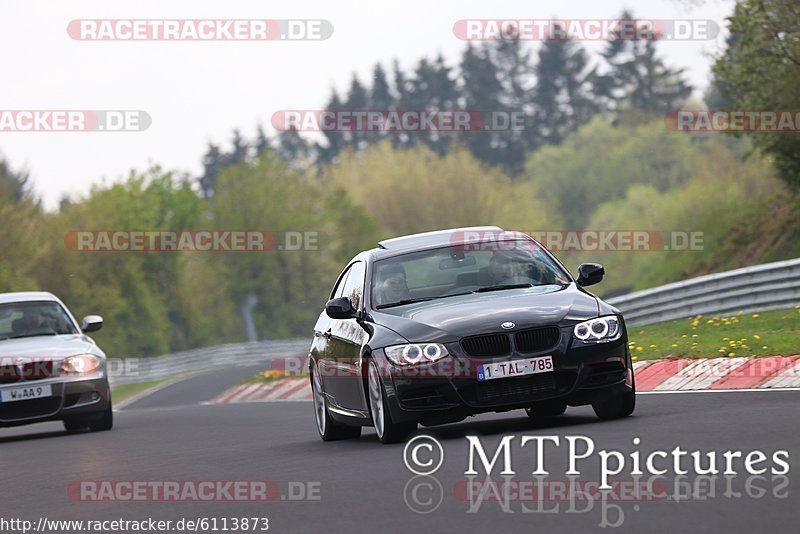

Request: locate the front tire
(311, 363), (361, 441)
(592, 387), (636, 420)
(90, 402), (114, 431)
(367, 360), (415, 444)
(63, 401), (114, 433)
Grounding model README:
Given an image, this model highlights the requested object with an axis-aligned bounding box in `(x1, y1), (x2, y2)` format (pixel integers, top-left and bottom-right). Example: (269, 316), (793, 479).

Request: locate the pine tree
(277, 127), (312, 169)
(367, 63), (395, 145)
(343, 74), (369, 151)
(199, 143), (222, 198)
(594, 11), (692, 116)
(317, 90), (345, 164)
(458, 43), (508, 169)
(532, 39), (598, 146)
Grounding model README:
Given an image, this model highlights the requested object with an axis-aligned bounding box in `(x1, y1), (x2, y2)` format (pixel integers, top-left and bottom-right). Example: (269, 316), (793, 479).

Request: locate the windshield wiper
(376, 297), (434, 310)
(375, 290), (489, 310)
(5, 332), (58, 340)
(474, 283), (533, 293)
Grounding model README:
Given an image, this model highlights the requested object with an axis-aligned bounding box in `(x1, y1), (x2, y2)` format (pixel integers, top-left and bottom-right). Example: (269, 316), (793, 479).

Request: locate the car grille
(0, 361), (56, 384)
(461, 333), (511, 357)
(0, 364), (21, 385)
(475, 374), (556, 404)
(21, 360), (54, 380)
(515, 326), (560, 353)
(461, 326), (560, 357)
(0, 397), (62, 422)
(460, 375), (555, 406)
(459, 371), (577, 407)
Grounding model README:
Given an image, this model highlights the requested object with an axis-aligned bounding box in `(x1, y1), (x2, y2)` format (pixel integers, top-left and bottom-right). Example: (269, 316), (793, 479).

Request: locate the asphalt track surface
(1, 370), (798, 533)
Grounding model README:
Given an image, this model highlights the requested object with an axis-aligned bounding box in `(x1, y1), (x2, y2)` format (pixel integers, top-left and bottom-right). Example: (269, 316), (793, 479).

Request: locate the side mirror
(81, 315), (104, 333)
(576, 263), (605, 287)
(325, 297), (357, 319)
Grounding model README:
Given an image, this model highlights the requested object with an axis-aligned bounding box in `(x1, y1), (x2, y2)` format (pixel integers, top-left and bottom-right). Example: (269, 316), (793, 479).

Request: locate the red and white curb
(633, 355), (800, 392)
(209, 378), (311, 403)
(208, 356), (800, 404)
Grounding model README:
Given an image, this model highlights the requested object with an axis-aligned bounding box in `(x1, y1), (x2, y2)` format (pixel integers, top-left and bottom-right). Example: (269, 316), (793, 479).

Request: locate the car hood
(0, 335), (98, 360)
(372, 284), (600, 343)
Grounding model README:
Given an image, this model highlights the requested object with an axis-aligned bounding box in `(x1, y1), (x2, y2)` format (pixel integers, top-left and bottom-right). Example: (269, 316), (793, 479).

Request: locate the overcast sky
(2, 0), (734, 209)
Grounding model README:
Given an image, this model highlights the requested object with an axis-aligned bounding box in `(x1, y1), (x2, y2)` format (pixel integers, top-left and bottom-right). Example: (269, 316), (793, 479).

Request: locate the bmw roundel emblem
(501, 322), (515, 330)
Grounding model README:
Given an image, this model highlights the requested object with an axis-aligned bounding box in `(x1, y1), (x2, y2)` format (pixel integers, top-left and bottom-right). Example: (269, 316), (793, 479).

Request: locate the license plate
(478, 356), (554, 381)
(0, 384), (53, 403)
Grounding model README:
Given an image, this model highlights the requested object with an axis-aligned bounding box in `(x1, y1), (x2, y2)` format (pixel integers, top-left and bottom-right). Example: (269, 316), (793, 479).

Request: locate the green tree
(532, 39), (598, 146)
(209, 151), (379, 339)
(34, 169), (204, 357)
(322, 141), (553, 236)
(594, 11), (692, 116)
(524, 118), (700, 227)
(712, 0), (800, 188)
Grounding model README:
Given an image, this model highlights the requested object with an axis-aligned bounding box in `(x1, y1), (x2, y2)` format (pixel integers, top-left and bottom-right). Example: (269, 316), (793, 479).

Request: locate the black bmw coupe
(309, 227), (635, 443)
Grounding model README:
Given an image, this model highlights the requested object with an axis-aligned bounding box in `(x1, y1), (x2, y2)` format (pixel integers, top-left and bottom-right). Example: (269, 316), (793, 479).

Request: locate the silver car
(0, 292), (112, 432)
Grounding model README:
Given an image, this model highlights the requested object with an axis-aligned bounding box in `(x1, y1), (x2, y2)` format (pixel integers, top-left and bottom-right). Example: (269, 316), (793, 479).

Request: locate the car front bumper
(375, 332), (633, 426)
(0, 376), (111, 428)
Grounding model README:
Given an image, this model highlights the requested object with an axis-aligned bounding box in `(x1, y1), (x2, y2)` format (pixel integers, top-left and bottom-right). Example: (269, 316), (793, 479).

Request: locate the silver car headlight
(573, 316), (621, 342)
(61, 354), (102, 375)
(384, 343), (449, 366)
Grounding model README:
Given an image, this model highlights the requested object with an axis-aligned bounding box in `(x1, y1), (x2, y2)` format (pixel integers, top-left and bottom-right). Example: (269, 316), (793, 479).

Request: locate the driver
(487, 253), (517, 284)
(13, 309), (50, 335)
(376, 264), (411, 305)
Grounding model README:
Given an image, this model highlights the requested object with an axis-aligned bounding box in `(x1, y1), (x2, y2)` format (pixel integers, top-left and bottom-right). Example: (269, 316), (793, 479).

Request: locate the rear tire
(367, 360), (416, 444)
(311, 363), (361, 441)
(592, 388), (636, 420)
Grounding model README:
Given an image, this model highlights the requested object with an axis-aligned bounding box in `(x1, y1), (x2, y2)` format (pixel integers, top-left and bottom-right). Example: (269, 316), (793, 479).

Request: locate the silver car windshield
(0, 301), (79, 340)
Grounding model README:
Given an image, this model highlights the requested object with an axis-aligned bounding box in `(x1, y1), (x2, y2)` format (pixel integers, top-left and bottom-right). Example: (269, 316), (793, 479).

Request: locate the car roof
(0, 291), (60, 305)
(377, 226), (505, 254)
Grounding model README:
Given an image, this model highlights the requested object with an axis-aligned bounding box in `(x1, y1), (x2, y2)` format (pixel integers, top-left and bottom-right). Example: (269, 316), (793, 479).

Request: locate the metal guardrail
(111, 258), (800, 385)
(109, 339), (309, 386)
(607, 258), (800, 326)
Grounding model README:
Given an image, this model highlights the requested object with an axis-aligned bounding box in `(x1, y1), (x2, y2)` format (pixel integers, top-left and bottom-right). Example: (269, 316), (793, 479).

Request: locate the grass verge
(111, 378), (169, 404)
(628, 306), (800, 361)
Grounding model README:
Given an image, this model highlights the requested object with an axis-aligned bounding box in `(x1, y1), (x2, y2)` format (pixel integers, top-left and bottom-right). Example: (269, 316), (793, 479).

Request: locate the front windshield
(372, 239), (570, 309)
(0, 301), (79, 340)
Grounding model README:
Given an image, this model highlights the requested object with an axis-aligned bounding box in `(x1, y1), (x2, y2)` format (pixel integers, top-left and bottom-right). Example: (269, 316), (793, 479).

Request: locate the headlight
(384, 343), (448, 366)
(573, 316), (621, 342)
(61, 354), (101, 375)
